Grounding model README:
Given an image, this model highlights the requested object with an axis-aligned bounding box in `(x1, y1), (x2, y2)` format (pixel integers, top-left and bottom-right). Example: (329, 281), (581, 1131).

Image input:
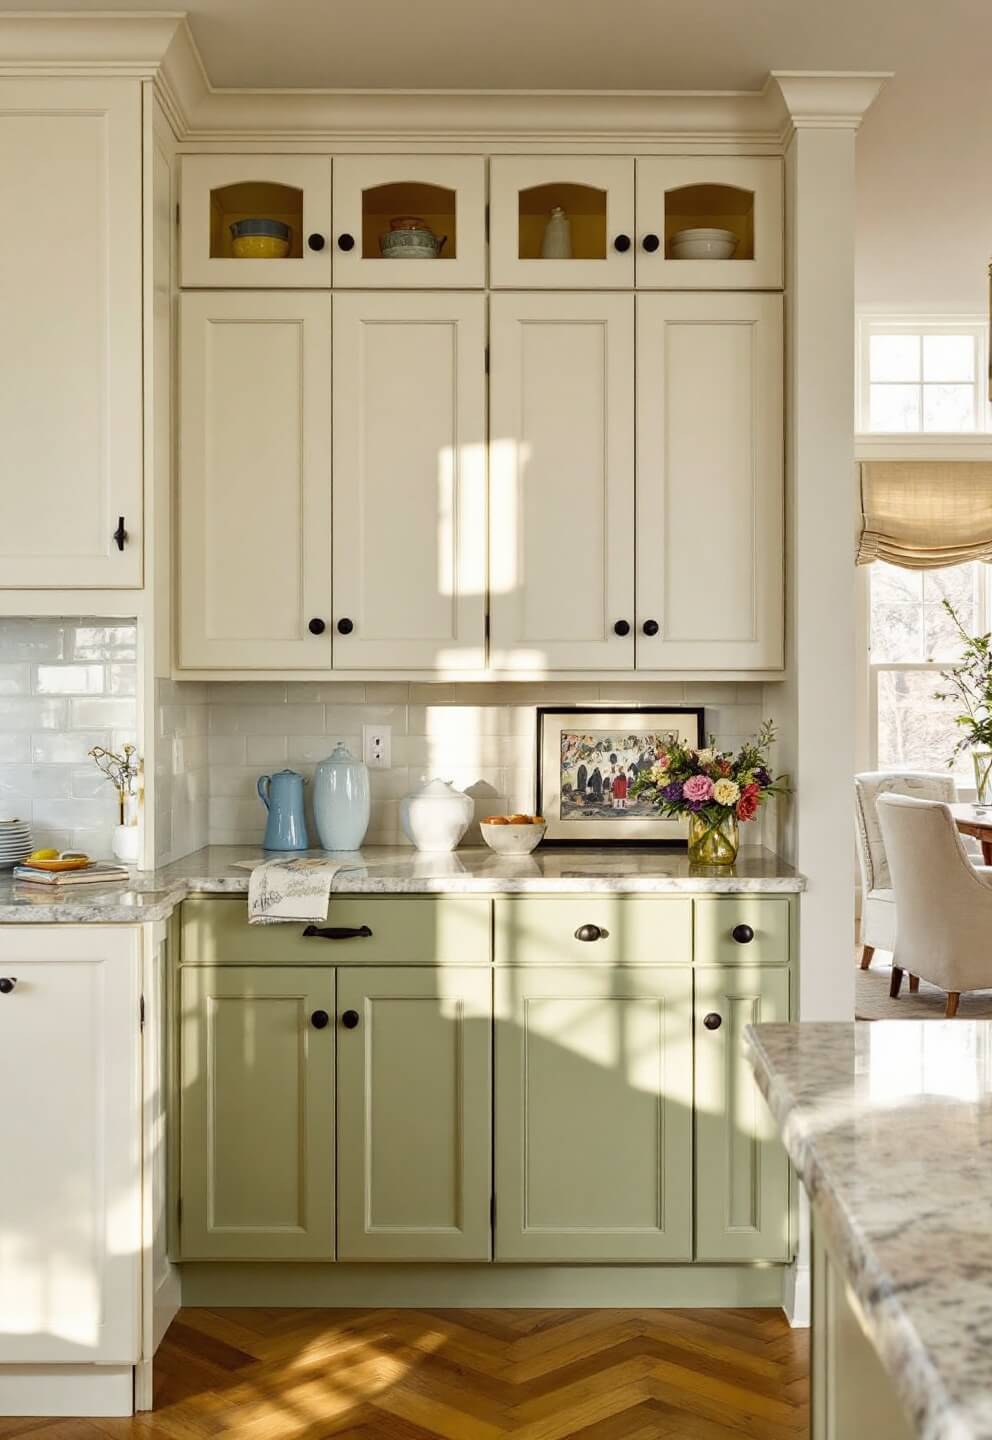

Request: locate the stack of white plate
(0, 819), (33, 868)
(670, 226), (738, 260)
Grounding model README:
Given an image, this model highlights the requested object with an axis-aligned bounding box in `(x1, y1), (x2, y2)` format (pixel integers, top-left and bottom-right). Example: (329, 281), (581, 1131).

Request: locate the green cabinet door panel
(336, 967), (493, 1261)
(179, 965), (336, 1260)
(494, 897), (692, 967)
(495, 965), (693, 1261)
(694, 965), (791, 1261)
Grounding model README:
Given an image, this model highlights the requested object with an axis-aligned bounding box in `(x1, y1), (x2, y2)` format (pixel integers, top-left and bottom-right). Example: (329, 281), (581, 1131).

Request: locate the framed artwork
(536, 706), (705, 845)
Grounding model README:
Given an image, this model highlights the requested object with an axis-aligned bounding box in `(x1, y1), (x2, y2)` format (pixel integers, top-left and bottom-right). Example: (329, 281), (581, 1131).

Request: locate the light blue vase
(257, 769), (309, 851)
(313, 742), (370, 851)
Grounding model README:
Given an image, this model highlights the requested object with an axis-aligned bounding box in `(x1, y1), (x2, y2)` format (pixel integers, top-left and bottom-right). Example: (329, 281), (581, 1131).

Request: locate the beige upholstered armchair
(876, 793), (992, 1016)
(854, 770), (957, 970)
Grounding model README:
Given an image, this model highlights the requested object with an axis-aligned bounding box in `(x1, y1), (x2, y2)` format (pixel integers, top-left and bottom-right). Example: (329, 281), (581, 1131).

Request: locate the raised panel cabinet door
(694, 965), (791, 1262)
(0, 928), (141, 1364)
(495, 965), (693, 1261)
(0, 80), (141, 588)
(332, 292), (487, 670)
(179, 965), (336, 1260)
(178, 291), (333, 670)
(337, 967), (492, 1261)
(489, 293), (635, 673)
(490, 157), (635, 288)
(636, 292), (784, 670)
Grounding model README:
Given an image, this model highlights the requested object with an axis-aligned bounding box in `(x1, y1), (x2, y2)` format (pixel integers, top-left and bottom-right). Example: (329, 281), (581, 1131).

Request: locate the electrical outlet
(363, 723), (391, 770)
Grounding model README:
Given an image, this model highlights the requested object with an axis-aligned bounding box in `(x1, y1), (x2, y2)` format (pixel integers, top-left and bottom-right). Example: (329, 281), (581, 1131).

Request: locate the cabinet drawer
(494, 897), (691, 966)
(181, 895), (491, 965)
(693, 897), (790, 965)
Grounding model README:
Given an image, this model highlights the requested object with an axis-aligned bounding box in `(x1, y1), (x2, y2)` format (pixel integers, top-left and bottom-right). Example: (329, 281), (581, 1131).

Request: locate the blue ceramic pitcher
(257, 769), (309, 851)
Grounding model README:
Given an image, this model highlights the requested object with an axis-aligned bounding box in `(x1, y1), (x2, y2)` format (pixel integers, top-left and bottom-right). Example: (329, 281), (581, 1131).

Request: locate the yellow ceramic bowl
(231, 234), (290, 260)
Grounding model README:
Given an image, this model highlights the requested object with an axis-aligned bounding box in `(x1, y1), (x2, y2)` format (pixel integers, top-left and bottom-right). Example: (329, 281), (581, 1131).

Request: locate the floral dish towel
(247, 856), (358, 924)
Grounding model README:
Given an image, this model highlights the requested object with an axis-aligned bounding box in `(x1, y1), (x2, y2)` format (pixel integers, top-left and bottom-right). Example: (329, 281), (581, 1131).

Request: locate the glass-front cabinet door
(636, 157), (783, 289)
(332, 156), (485, 287)
(180, 155), (333, 287)
(490, 157), (635, 288)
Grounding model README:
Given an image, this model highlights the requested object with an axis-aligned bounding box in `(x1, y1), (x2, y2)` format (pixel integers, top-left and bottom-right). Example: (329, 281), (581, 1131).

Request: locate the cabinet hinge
(175, 201), (180, 226)
(139, 993), (145, 1030)
(490, 1194), (496, 1227)
(485, 203), (490, 242)
(485, 344), (490, 375)
(177, 1195), (183, 1228)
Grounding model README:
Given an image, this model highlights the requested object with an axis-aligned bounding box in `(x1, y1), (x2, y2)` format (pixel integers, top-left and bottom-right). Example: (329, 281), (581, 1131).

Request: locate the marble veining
(746, 1021), (992, 1440)
(0, 843), (803, 922)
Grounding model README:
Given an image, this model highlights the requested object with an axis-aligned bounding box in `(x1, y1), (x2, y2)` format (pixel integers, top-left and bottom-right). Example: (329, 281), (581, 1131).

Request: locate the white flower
(695, 747), (715, 765)
(712, 778), (741, 806)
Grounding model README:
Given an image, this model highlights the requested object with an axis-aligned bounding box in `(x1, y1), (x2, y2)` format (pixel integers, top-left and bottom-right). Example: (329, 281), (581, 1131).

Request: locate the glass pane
(924, 602), (972, 660)
(869, 333), (919, 382)
(876, 669), (969, 779)
(871, 562), (922, 605)
(923, 333), (975, 382)
(870, 384), (921, 432)
(664, 183), (754, 261)
(518, 184), (606, 261)
(361, 182), (456, 260)
(209, 182), (303, 260)
(870, 603), (924, 662)
(923, 383), (976, 432)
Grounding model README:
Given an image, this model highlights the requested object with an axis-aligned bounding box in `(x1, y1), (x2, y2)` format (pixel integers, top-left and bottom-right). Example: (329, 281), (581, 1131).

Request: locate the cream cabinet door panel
(333, 156), (485, 288)
(337, 967), (492, 1261)
(637, 292), (783, 670)
(694, 966), (791, 1262)
(0, 80), (141, 588)
(179, 965), (336, 1261)
(489, 293), (635, 672)
(495, 965), (692, 1261)
(333, 293), (486, 670)
(179, 292), (333, 670)
(0, 928), (141, 1364)
(490, 157), (635, 288)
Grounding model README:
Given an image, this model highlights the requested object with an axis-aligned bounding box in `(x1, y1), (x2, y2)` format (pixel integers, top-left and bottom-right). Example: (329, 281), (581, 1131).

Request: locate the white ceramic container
(400, 779), (474, 852)
(313, 742), (371, 851)
(112, 824), (141, 863)
(480, 820), (547, 855)
(670, 226), (737, 260)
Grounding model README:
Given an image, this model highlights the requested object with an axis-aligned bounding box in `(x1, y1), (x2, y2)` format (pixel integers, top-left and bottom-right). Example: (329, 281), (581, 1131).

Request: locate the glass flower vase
(687, 812), (740, 866)
(973, 749), (992, 805)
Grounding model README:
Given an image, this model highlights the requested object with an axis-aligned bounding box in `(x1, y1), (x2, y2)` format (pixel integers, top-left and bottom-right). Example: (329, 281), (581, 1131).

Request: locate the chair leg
(860, 944), (875, 971)
(908, 974), (920, 993)
(890, 966), (904, 998)
(946, 992), (961, 1018)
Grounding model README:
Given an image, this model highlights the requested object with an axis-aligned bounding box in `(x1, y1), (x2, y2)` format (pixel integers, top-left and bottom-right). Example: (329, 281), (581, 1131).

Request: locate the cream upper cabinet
(332, 292), (487, 670)
(180, 155), (333, 287)
(489, 292), (635, 672)
(332, 156), (486, 287)
(337, 966), (492, 1262)
(636, 292), (784, 670)
(636, 157), (783, 289)
(178, 291), (333, 670)
(0, 80), (141, 588)
(490, 157), (635, 288)
(0, 928), (141, 1364)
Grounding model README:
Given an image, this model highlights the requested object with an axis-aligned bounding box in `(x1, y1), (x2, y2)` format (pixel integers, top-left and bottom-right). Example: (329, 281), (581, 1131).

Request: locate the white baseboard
(0, 1365), (133, 1416)
(783, 1258), (811, 1328)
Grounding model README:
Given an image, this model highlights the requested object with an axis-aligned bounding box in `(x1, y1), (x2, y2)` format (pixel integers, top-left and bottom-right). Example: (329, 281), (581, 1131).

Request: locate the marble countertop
(746, 1021), (992, 1440)
(0, 843), (803, 922)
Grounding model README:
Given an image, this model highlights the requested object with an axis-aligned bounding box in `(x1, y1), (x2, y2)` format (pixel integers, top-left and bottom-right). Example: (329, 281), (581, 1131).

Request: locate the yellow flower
(712, 778), (741, 806)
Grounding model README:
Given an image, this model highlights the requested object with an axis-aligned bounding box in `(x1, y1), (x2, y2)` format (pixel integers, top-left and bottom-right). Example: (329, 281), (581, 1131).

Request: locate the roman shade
(857, 461), (992, 569)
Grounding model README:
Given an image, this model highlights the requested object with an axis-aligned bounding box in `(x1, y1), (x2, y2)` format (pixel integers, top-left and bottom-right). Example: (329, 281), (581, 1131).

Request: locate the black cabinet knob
(337, 617), (354, 635)
(642, 233), (661, 253)
(337, 233), (355, 251)
(0, 977), (17, 994)
(732, 924), (755, 945)
(703, 1012), (722, 1031)
(642, 619), (660, 636)
(575, 923), (605, 942)
(613, 619), (631, 637)
(307, 233), (325, 251)
(342, 1009), (360, 1029)
(310, 1010), (329, 1029)
(308, 618), (326, 635)
(113, 516), (127, 552)
(613, 234), (632, 253)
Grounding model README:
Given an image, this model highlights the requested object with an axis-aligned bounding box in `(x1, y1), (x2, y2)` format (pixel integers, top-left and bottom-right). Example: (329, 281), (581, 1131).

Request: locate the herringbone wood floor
(0, 1307), (809, 1440)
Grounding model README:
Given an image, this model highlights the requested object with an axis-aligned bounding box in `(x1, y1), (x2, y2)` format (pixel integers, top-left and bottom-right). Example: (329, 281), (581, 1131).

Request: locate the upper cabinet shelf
(490, 157), (635, 288)
(181, 155), (333, 287)
(332, 156), (485, 288)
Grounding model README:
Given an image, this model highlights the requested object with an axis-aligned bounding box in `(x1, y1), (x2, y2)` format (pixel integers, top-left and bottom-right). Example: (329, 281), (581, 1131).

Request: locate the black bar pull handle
(302, 924), (373, 941)
(113, 517), (127, 551)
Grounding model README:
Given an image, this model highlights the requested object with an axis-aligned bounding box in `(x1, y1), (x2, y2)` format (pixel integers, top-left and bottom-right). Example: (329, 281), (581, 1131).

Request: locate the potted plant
(88, 743), (141, 862)
(933, 600), (992, 803)
(630, 720), (787, 865)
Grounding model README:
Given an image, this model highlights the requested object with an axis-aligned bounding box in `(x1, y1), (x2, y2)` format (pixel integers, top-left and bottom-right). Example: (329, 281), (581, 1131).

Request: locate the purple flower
(755, 767), (771, 788)
(682, 774), (715, 804)
(661, 781), (684, 803)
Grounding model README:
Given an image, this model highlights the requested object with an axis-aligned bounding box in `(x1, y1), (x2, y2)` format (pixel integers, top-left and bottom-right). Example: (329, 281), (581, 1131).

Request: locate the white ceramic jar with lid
(400, 779), (474, 852)
(313, 742), (370, 851)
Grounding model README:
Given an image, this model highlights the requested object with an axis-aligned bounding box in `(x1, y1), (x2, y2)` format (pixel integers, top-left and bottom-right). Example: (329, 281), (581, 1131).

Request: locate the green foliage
(933, 600), (992, 762)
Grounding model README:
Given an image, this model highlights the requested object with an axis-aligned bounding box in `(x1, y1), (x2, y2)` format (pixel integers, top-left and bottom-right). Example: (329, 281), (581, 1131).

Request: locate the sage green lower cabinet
(336, 967), (493, 1262)
(694, 965), (791, 1261)
(179, 965), (336, 1261)
(495, 965), (693, 1261)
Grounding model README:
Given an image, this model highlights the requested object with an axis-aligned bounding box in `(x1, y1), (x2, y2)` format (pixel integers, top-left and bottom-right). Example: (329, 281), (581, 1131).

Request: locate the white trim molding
(772, 71), (890, 134)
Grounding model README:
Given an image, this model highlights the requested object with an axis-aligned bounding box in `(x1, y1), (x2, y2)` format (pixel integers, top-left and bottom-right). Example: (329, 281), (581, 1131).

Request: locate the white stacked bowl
(0, 819), (33, 868)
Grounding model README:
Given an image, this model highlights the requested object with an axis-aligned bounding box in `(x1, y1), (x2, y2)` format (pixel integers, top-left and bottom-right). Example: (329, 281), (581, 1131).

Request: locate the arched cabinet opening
(518, 183), (607, 260)
(208, 181), (304, 260)
(664, 184), (755, 261)
(361, 182), (457, 260)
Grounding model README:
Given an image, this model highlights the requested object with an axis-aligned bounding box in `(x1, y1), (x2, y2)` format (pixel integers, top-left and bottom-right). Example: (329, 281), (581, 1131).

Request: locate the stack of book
(13, 861), (130, 887)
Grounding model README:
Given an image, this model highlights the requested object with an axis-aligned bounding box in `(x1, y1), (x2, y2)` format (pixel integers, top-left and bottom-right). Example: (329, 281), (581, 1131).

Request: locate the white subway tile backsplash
(210, 704), (325, 736)
(0, 620), (66, 662)
(0, 697), (68, 731)
(34, 664), (107, 696)
(209, 735), (248, 765)
(0, 664), (32, 696)
(69, 697), (135, 729)
(70, 625), (137, 661)
(31, 730), (110, 764)
(0, 734), (31, 764)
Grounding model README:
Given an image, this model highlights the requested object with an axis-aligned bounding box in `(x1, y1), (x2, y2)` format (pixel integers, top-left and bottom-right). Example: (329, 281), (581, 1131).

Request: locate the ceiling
(4, 0), (989, 310)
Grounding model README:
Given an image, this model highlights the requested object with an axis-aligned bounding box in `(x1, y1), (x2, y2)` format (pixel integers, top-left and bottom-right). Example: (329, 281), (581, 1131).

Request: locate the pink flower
(682, 775), (714, 803)
(736, 783), (761, 822)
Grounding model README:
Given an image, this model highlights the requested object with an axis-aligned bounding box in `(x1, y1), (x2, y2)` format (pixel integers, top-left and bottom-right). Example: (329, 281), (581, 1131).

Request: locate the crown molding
(772, 71), (890, 134)
(0, 11), (186, 75)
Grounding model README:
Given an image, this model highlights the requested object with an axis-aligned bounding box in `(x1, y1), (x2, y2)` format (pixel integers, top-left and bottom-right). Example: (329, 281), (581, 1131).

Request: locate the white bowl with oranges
(480, 813), (547, 854)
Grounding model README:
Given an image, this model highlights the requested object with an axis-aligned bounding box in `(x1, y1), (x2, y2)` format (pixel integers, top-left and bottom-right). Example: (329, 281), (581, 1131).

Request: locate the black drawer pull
(302, 924), (373, 941)
(732, 924), (755, 944)
(575, 923), (608, 942)
(703, 1012), (722, 1031)
(310, 1009), (330, 1029)
(0, 977), (17, 994)
(342, 1010), (360, 1029)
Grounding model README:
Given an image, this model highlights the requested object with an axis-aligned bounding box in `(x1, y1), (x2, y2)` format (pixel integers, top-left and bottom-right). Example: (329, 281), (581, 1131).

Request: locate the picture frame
(536, 706), (705, 845)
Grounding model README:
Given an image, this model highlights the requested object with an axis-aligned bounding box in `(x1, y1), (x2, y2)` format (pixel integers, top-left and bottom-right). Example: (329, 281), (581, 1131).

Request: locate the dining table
(951, 801), (992, 864)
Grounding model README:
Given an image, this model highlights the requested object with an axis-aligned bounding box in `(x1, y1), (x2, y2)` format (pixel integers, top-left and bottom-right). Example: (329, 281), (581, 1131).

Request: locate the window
(858, 319), (988, 433)
(869, 560), (990, 780)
